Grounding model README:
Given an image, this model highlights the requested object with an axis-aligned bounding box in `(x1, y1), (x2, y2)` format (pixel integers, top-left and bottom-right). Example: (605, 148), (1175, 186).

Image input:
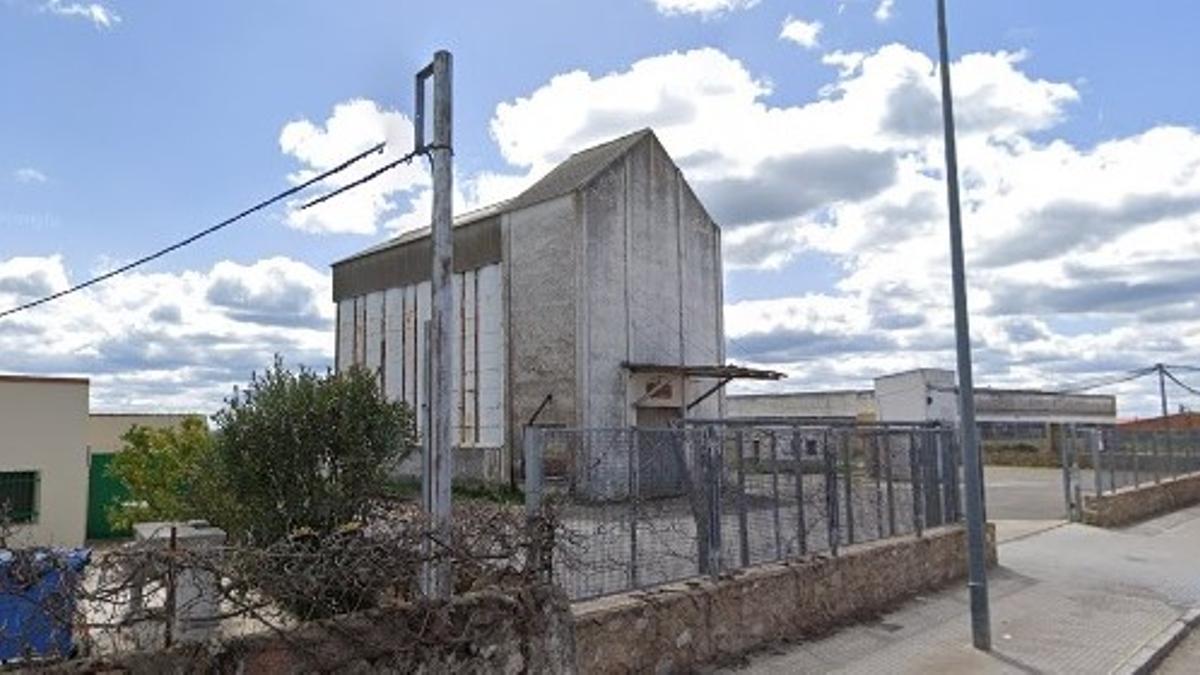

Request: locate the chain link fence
(526, 422), (963, 602)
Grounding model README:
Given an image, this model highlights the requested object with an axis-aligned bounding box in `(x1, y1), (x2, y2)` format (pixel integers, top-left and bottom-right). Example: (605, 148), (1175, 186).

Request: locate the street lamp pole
(936, 0), (992, 651)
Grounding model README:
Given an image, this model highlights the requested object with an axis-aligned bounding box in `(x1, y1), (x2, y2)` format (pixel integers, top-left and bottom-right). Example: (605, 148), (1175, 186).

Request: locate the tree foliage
(110, 360), (417, 545)
(107, 416), (226, 531)
(211, 360), (417, 544)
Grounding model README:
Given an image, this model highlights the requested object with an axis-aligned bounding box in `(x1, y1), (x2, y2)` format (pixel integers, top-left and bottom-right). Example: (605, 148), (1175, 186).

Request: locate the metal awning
(622, 362), (786, 381)
(623, 362), (787, 411)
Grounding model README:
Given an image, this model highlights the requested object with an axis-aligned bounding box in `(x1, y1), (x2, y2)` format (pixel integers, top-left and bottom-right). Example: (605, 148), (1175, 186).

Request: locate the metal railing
(1066, 426), (1200, 512)
(524, 422), (963, 601)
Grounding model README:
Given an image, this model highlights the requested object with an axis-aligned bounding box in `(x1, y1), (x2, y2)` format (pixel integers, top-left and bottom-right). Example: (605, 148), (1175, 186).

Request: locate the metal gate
(86, 452), (131, 539)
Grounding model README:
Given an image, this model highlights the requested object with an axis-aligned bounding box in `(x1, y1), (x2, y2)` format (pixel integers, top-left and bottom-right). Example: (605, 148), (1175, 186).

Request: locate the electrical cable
(1163, 367), (1200, 398)
(1051, 366), (1157, 394)
(0, 142), (388, 321)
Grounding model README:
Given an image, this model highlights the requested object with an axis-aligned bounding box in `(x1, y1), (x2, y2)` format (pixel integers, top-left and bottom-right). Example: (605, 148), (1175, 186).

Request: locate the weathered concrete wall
(727, 391), (877, 420)
(50, 588), (576, 674)
(338, 267), (506, 451)
(678, 170), (723, 420)
(507, 195), (579, 437)
(573, 524), (997, 674)
(1082, 471), (1200, 527)
(579, 133), (724, 433)
(976, 389), (1116, 422)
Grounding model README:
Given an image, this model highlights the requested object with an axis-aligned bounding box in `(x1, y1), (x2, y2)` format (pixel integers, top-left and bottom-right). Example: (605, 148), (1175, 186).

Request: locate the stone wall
(48, 588), (575, 675)
(572, 524), (996, 675)
(1082, 471), (1200, 527)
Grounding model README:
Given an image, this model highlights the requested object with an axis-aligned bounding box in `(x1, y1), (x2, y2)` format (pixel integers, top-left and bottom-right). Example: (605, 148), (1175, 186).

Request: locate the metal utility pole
(1158, 363), (1173, 460)
(417, 50), (454, 599)
(936, 0), (991, 651)
(1157, 363), (1171, 419)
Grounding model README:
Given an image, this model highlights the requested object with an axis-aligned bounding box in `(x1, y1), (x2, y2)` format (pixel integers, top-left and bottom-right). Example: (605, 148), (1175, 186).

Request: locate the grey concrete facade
(332, 129), (725, 483)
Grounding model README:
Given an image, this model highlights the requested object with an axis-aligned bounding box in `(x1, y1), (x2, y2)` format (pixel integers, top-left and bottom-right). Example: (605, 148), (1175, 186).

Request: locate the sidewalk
(723, 506), (1200, 674)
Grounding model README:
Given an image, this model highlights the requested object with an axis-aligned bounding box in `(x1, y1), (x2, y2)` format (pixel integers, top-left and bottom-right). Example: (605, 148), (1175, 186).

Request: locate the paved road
(725, 504), (1200, 674)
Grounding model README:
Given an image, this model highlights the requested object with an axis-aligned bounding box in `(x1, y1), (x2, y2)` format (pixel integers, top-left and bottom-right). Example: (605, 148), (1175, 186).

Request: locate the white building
(332, 129), (777, 484)
(0, 375), (89, 546)
(729, 368), (1116, 450)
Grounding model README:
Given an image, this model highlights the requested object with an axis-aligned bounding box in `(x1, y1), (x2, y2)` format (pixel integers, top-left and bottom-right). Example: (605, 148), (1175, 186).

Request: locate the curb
(1111, 608), (1200, 675)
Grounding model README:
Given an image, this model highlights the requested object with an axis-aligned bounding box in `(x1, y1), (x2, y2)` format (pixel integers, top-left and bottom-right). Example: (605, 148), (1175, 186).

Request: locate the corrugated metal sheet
(337, 264), (504, 450)
(331, 215), (502, 301)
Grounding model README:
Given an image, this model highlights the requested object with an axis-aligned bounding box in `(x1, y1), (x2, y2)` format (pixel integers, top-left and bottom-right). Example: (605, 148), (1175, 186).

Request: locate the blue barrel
(0, 548), (91, 662)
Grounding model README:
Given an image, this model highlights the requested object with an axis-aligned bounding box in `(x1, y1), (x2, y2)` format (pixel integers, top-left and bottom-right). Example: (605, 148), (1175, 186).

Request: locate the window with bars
(0, 471), (39, 524)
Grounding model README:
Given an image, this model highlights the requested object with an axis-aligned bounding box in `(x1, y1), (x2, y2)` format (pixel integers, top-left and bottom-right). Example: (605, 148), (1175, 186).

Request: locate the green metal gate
(86, 452), (131, 539)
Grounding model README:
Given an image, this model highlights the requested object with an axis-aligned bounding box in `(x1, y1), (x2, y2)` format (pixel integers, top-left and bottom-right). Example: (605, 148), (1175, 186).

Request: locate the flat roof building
(0, 374), (89, 546)
(729, 368), (1117, 451)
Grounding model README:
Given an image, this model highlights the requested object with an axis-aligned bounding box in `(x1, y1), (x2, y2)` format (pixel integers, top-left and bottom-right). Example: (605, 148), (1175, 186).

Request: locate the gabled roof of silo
(503, 128), (654, 212)
(333, 128), (656, 267)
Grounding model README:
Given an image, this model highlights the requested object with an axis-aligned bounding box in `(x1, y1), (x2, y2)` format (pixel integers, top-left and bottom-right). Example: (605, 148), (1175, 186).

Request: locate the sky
(2, 0), (1199, 417)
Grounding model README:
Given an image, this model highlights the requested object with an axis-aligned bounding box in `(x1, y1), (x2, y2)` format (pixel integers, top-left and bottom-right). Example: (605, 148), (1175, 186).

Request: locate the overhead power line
(0, 141), (388, 322)
(299, 144), (433, 211)
(1163, 367), (1200, 398)
(1052, 366), (1157, 395)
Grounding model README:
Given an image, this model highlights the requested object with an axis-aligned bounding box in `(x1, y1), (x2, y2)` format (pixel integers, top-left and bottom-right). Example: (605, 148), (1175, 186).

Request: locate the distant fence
(1063, 426), (1200, 518)
(524, 422), (963, 601)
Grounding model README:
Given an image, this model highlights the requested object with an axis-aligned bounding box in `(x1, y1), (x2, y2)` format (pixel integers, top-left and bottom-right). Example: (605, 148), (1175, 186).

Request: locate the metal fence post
(524, 426), (543, 517)
(1168, 427), (1177, 479)
(1070, 425), (1082, 519)
(707, 427), (723, 576)
(908, 431), (924, 538)
(1107, 428), (1117, 494)
(792, 427), (807, 555)
(1132, 430), (1141, 488)
(884, 430), (897, 535)
(1147, 427), (1156, 480)
(628, 429), (640, 589)
(824, 430), (839, 556)
(770, 431), (783, 558)
(873, 432), (884, 540)
(1059, 425), (1074, 520)
(736, 429), (750, 568)
(926, 429), (945, 528)
(1185, 427), (1195, 470)
(842, 431), (855, 545)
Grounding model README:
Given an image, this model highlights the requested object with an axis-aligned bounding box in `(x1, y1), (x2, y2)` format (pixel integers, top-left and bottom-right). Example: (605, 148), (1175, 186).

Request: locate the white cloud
(12, 167), (47, 184)
(874, 0), (895, 22)
(649, 0), (759, 18)
(779, 16), (823, 49)
(486, 43), (1198, 415)
(41, 0), (120, 28)
(279, 99), (430, 235)
(0, 255), (333, 412)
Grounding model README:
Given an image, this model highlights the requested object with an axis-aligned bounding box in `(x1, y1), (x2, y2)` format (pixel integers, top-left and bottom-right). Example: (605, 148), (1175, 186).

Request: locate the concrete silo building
(332, 129), (766, 484)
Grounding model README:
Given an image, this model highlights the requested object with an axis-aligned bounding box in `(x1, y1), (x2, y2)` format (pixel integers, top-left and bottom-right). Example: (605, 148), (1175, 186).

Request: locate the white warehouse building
(729, 368), (1117, 453)
(332, 130), (774, 484)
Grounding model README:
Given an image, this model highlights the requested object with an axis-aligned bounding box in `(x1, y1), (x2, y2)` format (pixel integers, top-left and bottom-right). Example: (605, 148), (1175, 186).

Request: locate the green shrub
(107, 416), (228, 531)
(109, 359), (417, 546)
(211, 359), (417, 544)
